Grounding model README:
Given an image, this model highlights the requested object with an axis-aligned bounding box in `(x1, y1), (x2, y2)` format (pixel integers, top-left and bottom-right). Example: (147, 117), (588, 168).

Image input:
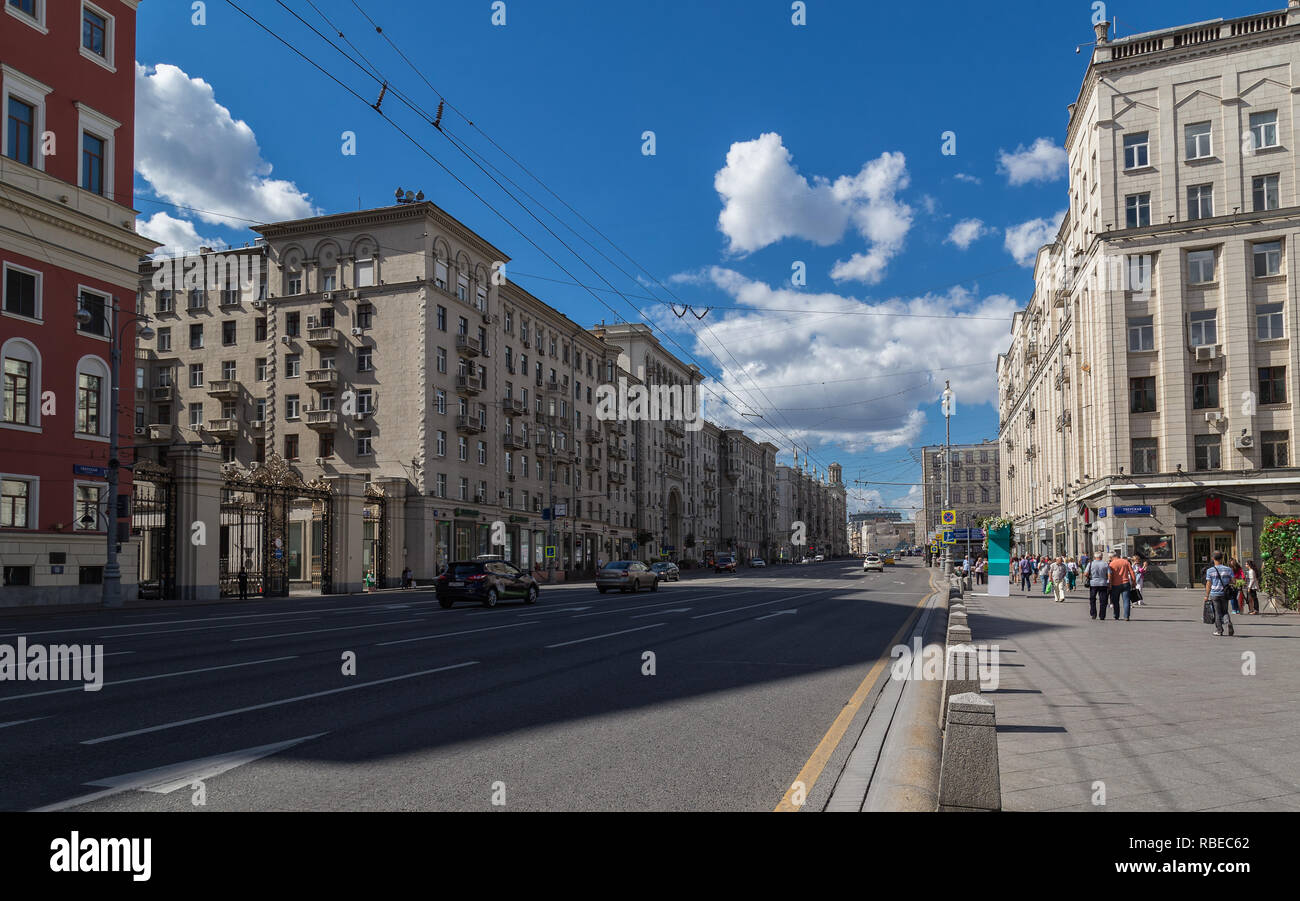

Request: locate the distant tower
(829, 463), (842, 485)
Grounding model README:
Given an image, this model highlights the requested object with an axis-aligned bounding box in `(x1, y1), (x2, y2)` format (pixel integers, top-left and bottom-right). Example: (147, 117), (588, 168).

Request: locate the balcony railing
(151, 385), (176, 402)
(206, 379), (240, 399)
(306, 368), (339, 388)
(456, 374), (483, 395)
(503, 397), (526, 416)
(206, 418), (239, 438)
(306, 327), (341, 348)
(456, 414), (486, 434)
(608, 469), (625, 484)
(503, 432), (528, 450)
(455, 335), (482, 356)
(305, 410), (339, 431)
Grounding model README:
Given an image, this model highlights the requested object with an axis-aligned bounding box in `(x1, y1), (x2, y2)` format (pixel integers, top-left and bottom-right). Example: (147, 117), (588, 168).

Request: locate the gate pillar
(328, 473), (367, 594)
(173, 445), (222, 601)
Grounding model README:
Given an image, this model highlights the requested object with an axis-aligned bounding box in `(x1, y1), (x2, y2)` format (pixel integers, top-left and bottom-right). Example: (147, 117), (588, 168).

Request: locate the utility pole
(942, 381), (954, 579)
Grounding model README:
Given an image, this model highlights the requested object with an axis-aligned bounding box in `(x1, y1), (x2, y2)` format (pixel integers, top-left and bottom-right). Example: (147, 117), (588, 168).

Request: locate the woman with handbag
(1131, 556), (1146, 606)
(1245, 560), (1260, 614)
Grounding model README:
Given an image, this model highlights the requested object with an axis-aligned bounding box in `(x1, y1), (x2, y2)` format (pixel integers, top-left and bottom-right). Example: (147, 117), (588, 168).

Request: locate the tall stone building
(998, 3), (1300, 585)
(920, 442), (1001, 543)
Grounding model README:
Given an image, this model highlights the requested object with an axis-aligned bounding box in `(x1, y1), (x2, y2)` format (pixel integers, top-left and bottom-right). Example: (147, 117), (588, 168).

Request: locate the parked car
(436, 560), (539, 608)
(597, 560), (659, 593)
(751, 558), (766, 568)
(650, 562), (680, 582)
(863, 554), (884, 573)
(714, 555), (737, 573)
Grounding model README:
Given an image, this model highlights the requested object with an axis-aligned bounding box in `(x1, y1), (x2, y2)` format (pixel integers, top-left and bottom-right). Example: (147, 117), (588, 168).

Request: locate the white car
(863, 554), (884, 573)
(751, 558), (766, 568)
(814, 554), (825, 562)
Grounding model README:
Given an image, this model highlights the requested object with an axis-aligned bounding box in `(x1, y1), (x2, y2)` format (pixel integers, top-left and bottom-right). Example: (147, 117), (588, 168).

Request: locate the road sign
(544, 546), (556, 559)
(942, 530), (956, 544)
(940, 510), (957, 527)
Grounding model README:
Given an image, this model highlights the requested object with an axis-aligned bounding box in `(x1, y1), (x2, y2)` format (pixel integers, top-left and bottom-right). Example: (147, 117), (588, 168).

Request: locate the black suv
(436, 560), (540, 608)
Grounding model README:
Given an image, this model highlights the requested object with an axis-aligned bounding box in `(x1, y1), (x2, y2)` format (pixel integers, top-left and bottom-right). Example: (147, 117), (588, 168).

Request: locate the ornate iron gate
(220, 455), (334, 598)
(364, 483), (388, 588)
(131, 462), (175, 599)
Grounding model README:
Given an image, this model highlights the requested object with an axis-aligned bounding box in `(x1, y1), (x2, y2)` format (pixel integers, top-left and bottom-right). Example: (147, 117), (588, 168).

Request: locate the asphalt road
(0, 559), (933, 811)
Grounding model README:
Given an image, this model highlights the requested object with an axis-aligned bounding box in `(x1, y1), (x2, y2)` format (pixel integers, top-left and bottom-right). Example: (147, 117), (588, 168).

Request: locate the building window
(5, 96), (35, 166)
(1187, 184), (1214, 220)
(156, 290), (173, 314)
(81, 131), (105, 195)
(1125, 193), (1150, 228)
(285, 395), (300, 420)
(434, 388), (446, 414)
(1259, 366), (1286, 405)
(1, 264), (39, 320)
(156, 327), (171, 352)
(187, 323), (203, 350)
(437, 305), (447, 331)
(285, 312), (300, 337)
(1257, 303), (1284, 340)
(255, 357), (267, 381)
(285, 273), (302, 295)
(221, 360), (236, 380)
(1262, 431), (1289, 469)
(6, 0), (42, 27)
(356, 389), (373, 414)
(1189, 310), (1217, 347)
(76, 290), (107, 337)
(477, 441), (487, 465)
(436, 473), (447, 498)
(436, 347), (447, 374)
(357, 430), (373, 456)
(1129, 376), (1156, 413)
(1192, 372), (1220, 410)
(285, 354), (300, 378)
(1253, 174), (1280, 213)
(435, 260), (448, 291)
(222, 320), (236, 346)
(355, 257), (375, 288)
(82, 4), (110, 58)
(1194, 434), (1221, 471)
(321, 269), (337, 292)
(255, 317), (267, 341)
(458, 436), (467, 461)
(254, 398), (266, 422)
(2, 356), (32, 425)
(1249, 110), (1279, 151)
(357, 347), (373, 372)
(1127, 253), (1149, 291)
(357, 304), (373, 329)
(459, 477), (469, 501)
(1127, 316), (1154, 352)
(1187, 250), (1215, 285)
(279, 435), (297, 460)
(189, 363), (203, 388)
(0, 476), (33, 528)
(1185, 122), (1212, 160)
(1131, 438), (1158, 474)
(1253, 241), (1283, 278)
(76, 368), (106, 435)
(436, 430), (446, 456)
(1123, 132), (1149, 169)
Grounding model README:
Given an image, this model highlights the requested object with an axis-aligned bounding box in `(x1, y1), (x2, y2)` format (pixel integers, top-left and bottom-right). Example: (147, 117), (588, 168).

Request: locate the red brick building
(2, 0), (157, 603)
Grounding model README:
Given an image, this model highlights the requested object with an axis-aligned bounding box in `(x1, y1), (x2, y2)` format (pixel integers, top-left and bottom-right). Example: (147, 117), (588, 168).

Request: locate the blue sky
(133, 0), (1278, 516)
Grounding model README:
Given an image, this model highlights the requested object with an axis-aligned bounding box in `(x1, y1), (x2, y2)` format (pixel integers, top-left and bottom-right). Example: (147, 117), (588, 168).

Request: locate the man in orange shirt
(1107, 549), (1135, 621)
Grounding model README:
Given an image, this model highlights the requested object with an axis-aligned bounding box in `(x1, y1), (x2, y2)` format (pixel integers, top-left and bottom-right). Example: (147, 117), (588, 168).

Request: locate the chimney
(1094, 20), (1110, 44)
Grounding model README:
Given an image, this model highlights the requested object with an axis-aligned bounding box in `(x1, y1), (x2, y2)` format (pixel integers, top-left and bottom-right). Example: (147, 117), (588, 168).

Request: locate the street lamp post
(76, 297), (154, 608)
(941, 381), (954, 578)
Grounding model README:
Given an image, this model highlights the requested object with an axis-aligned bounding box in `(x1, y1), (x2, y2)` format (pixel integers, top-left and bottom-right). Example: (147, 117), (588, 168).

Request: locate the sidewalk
(962, 583), (1300, 811)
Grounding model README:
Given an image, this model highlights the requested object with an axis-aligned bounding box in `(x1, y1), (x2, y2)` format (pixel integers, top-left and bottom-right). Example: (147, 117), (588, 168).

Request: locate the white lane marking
(102, 618), (324, 639)
(231, 617), (427, 642)
(81, 662), (479, 745)
(631, 608), (689, 618)
(0, 609), (342, 640)
(0, 716), (48, 729)
(0, 656), (298, 704)
(36, 734), (330, 812)
(755, 609), (798, 621)
(516, 606), (592, 616)
(572, 589), (754, 619)
(376, 622), (535, 646)
(545, 623), (666, 649)
(690, 589), (832, 620)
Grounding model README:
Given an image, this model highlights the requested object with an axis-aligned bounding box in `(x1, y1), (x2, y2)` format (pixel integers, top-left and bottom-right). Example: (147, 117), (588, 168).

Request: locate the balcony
(206, 418), (239, 438)
(545, 379), (563, 394)
(456, 374), (483, 395)
(665, 420), (685, 438)
(456, 335), (482, 356)
(503, 432), (528, 450)
(608, 469), (625, 485)
(665, 438), (685, 457)
(724, 464), (742, 481)
(306, 327), (341, 348)
(456, 414), (486, 435)
(206, 379), (240, 399)
(305, 410), (339, 432)
(584, 456), (600, 471)
(703, 460), (716, 473)
(151, 385), (176, 403)
(585, 428), (603, 443)
(608, 443), (626, 461)
(605, 420), (627, 436)
(503, 397), (526, 416)
(306, 368), (339, 389)
(145, 423), (174, 442)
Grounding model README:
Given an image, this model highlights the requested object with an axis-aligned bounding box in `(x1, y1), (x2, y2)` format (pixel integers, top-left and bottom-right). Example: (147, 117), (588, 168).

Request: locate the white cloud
(946, 218), (989, 250)
(135, 63), (318, 227)
(1004, 210), (1066, 266)
(713, 134), (913, 284)
(672, 268), (1016, 454)
(997, 138), (1068, 186)
(138, 212), (227, 257)
(954, 173), (982, 185)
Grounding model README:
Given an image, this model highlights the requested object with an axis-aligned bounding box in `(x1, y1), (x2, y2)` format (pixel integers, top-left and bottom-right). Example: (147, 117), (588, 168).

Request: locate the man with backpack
(1205, 550), (1236, 637)
(1086, 551), (1111, 620)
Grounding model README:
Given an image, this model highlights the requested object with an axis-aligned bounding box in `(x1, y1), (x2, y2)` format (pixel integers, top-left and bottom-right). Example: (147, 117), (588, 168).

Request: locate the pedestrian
(1041, 556), (1053, 596)
(1066, 556), (1078, 591)
(1228, 558), (1245, 614)
(977, 556), (987, 585)
(1019, 555), (1034, 593)
(401, 566), (412, 589)
(237, 566), (249, 601)
(1108, 549), (1135, 621)
(365, 570), (375, 593)
(1131, 556), (1146, 605)
(1051, 556), (1069, 604)
(1086, 551), (1111, 620)
(1244, 560), (1260, 614)
(1205, 551), (1235, 636)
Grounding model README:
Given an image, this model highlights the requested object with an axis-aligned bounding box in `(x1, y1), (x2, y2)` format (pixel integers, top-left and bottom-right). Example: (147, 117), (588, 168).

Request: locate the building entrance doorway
(1191, 531), (1235, 582)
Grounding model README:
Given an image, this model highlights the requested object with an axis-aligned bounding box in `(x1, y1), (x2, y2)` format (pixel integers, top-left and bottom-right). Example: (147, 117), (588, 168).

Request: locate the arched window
(1, 337), (41, 428)
(74, 355), (110, 438)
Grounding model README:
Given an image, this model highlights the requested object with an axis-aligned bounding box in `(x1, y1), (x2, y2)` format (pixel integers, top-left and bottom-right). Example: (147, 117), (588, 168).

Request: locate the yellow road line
(773, 581), (935, 812)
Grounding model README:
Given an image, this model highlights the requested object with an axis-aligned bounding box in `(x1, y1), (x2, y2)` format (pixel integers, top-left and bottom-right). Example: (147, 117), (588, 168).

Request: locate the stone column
(328, 473), (366, 594)
(172, 445), (222, 601)
(378, 477), (408, 586)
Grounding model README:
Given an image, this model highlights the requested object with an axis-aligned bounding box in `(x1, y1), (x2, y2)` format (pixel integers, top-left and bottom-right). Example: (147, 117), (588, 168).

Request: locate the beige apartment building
(920, 442), (1001, 543)
(998, 3), (1300, 587)
(775, 462), (849, 560)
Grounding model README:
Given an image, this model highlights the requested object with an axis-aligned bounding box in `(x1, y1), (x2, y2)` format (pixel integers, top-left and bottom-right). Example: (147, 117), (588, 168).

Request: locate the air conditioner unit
(281, 335), (291, 345)
(351, 327), (364, 336)
(322, 292), (334, 301)
(134, 427), (145, 435)
(349, 290), (360, 299)
(1204, 411), (1223, 423)
(314, 457), (326, 465)
(1235, 434), (1254, 450)
(252, 299), (265, 309)
(354, 412), (366, 421)
(1195, 344), (1219, 361)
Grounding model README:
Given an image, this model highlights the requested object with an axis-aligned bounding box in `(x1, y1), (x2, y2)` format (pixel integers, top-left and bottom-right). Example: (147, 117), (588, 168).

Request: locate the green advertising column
(987, 525), (1012, 598)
